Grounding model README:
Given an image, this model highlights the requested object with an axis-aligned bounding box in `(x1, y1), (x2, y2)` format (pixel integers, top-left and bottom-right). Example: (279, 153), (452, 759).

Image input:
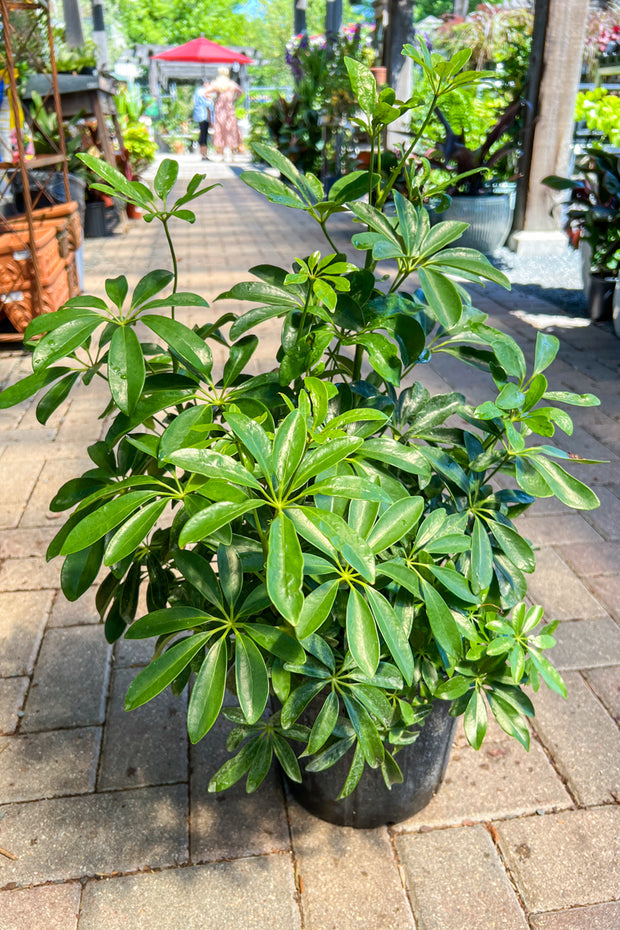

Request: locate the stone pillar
(510, 0), (589, 252)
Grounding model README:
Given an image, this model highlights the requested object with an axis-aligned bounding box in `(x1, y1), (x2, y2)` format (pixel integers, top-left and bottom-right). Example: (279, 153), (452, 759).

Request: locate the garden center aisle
(0, 153), (618, 929)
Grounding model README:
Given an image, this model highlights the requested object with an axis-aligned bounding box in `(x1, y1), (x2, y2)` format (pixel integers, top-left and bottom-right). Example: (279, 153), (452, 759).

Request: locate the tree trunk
(513, 0), (589, 232)
(452, 0), (469, 18)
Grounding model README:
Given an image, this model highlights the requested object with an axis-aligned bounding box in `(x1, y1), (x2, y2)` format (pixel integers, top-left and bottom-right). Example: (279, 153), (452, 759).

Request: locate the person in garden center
(192, 79), (213, 161)
(206, 67), (243, 161)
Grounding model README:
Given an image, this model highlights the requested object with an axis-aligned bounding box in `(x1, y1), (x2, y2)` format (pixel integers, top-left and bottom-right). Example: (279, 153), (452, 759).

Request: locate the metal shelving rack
(0, 0), (72, 340)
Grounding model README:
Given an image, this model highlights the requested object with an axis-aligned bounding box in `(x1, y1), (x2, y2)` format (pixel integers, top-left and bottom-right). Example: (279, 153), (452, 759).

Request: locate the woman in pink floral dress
(207, 68), (243, 160)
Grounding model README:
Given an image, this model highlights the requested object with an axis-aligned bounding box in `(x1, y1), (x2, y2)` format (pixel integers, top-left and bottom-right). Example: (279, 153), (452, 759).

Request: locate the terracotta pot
(126, 203), (143, 221)
(370, 66), (388, 85)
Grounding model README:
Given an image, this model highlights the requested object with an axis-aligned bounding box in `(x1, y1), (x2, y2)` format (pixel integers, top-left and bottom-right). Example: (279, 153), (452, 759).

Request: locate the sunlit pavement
(0, 158), (618, 929)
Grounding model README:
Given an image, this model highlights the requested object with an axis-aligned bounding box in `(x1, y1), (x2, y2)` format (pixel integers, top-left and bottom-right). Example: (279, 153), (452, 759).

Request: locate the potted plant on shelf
(543, 146), (620, 323)
(0, 43), (601, 829)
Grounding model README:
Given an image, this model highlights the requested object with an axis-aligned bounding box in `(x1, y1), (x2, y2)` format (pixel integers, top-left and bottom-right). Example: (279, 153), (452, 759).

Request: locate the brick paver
(0, 156), (619, 927)
(396, 825), (528, 930)
(78, 856), (302, 930)
(497, 807), (620, 912)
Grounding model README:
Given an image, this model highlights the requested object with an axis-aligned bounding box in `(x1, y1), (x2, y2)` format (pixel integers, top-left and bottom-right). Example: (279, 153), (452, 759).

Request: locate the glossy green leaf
(0, 366), (73, 409)
(32, 317), (101, 370)
(208, 738), (261, 792)
(126, 606), (211, 639)
(420, 580), (462, 660)
(108, 326), (145, 415)
(365, 586), (415, 685)
(131, 269), (174, 309)
(125, 633), (209, 710)
(273, 409), (307, 489)
(241, 170), (307, 209)
(471, 516), (494, 591)
(243, 623), (305, 664)
(60, 490), (158, 555)
(533, 332), (560, 375)
(367, 496), (424, 553)
(187, 636), (228, 742)
(272, 731), (302, 782)
(463, 687), (487, 750)
(293, 437), (363, 487)
(245, 737), (273, 793)
(158, 405), (214, 463)
(166, 448), (262, 489)
(307, 690), (340, 755)
(105, 276), (128, 309)
(418, 267), (463, 328)
(310, 476), (391, 503)
(528, 456), (599, 511)
(222, 335), (258, 388)
(225, 411), (273, 479)
(298, 507), (375, 582)
(179, 499), (262, 547)
(35, 371), (80, 424)
(341, 692), (384, 768)
(141, 315), (213, 377)
(490, 521), (535, 572)
(346, 587), (380, 678)
(296, 580), (339, 638)
(266, 514), (304, 624)
(344, 57), (376, 113)
(154, 159), (179, 199)
(281, 679), (326, 729)
(235, 632), (269, 724)
(173, 549), (223, 609)
(104, 498), (167, 566)
(336, 741), (365, 798)
(60, 538), (104, 602)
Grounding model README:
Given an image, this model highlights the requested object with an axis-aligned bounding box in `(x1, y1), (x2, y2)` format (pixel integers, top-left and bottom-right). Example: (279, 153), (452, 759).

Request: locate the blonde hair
(217, 66), (229, 78)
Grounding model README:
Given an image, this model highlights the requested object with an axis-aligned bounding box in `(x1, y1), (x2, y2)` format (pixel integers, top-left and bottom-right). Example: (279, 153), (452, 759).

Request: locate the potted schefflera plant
(0, 43), (601, 829)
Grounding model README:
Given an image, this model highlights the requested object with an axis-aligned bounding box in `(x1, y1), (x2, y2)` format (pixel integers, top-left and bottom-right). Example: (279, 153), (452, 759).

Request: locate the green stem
(352, 344), (364, 383)
(320, 221), (340, 254)
(376, 91), (439, 210)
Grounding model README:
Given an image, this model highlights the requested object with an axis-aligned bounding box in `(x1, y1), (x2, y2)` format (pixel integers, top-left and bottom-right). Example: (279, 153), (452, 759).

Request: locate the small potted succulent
(544, 146), (620, 322)
(0, 43), (600, 829)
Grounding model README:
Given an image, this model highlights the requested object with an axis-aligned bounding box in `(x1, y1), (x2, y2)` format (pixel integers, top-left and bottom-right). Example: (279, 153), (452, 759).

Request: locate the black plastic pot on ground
(284, 699), (457, 829)
(588, 274), (615, 322)
(429, 192), (514, 255)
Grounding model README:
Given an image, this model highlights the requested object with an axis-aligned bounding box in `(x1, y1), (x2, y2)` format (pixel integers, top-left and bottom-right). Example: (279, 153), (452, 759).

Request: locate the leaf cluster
(0, 43), (601, 800)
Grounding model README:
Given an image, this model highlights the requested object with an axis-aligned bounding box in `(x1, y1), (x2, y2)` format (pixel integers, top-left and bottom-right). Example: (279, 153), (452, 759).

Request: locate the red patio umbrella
(152, 37), (253, 65)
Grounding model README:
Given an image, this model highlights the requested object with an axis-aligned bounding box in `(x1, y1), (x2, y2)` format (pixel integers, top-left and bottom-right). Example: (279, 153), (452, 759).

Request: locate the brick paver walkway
(0, 154), (619, 929)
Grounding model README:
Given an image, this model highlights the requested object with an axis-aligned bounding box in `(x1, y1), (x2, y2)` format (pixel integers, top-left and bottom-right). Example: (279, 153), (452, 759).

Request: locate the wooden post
(385, 0), (415, 149)
(511, 0), (589, 241)
(294, 0), (307, 36)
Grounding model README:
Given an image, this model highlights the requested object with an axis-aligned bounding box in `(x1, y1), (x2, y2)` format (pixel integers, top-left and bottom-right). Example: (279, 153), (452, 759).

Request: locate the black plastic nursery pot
(285, 699), (457, 829)
(588, 274), (615, 322)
